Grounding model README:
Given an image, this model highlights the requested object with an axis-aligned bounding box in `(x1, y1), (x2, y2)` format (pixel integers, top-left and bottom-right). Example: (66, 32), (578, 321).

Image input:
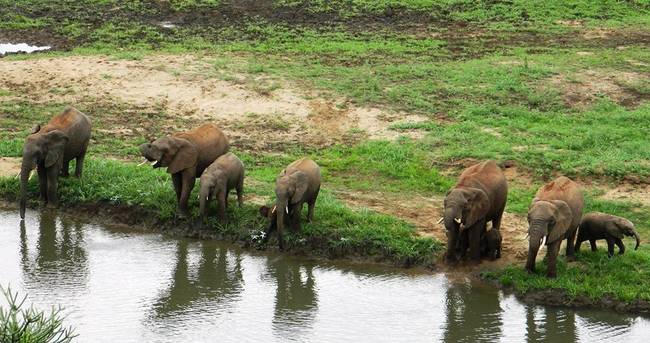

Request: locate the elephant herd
(19, 107), (641, 278)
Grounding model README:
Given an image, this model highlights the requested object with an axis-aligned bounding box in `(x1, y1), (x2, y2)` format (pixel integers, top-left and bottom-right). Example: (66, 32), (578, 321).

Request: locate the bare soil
(0, 55), (428, 150)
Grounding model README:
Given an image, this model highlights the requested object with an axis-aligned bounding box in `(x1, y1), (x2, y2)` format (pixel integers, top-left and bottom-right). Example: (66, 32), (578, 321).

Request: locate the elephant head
(139, 137), (198, 174)
(274, 170), (308, 231)
(609, 217), (641, 250)
(20, 127), (68, 219)
(199, 171), (225, 221)
(443, 187), (490, 232)
(525, 200), (573, 273)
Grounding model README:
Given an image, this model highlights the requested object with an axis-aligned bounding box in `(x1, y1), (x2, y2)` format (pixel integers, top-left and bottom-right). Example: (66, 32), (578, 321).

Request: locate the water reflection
(443, 281), (502, 342)
(151, 240), (244, 319)
(19, 210), (88, 296)
(267, 259), (318, 340)
(526, 306), (577, 342)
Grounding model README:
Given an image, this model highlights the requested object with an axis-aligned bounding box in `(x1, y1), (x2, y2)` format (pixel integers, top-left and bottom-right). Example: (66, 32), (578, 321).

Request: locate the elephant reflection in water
(20, 210), (88, 292)
(266, 259), (318, 340)
(525, 306), (577, 342)
(442, 282), (502, 343)
(152, 241), (244, 318)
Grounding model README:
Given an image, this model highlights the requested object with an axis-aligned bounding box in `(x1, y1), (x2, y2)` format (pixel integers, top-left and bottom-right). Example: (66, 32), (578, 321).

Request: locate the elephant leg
(177, 171), (195, 215)
(615, 238), (625, 255)
(61, 160), (70, 177)
(492, 210), (504, 231)
(75, 145), (87, 177)
(606, 238), (615, 257)
(307, 186), (320, 223)
(575, 238), (583, 253)
(565, 227), (578, 261)
(589, 239), (597, 251)
(546, 241), (562, 278)
(172, 173), (182, 202)
(290, 203), (303, 232)
(236, 178), (244, 207)
(217, 191), (227, 223)
(45, 166), (60, 207)
(37, 165), (47, 202)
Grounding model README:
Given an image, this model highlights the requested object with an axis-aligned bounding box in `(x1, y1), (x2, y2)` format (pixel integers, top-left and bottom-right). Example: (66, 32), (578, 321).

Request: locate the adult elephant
(20, 107), (91, 219)
(441, 160), (507, 262)
(525, 176), (583, 278)
(139, 123), (229, 216)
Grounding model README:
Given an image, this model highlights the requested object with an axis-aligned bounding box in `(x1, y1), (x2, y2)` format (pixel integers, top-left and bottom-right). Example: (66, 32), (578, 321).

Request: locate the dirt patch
(0, 157), (21, 178)
(0, 55), (428, 150)
(548, 70), (650, 109)
(333, 188), (530, 269)
(598, 183), (650, 207)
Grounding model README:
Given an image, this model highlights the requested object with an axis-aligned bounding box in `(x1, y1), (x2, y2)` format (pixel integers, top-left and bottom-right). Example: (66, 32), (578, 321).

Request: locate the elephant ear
(465, 188), (490, 228)
(44, 130), (69, 168)
(604, 221), (624, 239)
(547, 200), (573, 244)
(167, 138), (198, 175)
(290, 171), (309, 204)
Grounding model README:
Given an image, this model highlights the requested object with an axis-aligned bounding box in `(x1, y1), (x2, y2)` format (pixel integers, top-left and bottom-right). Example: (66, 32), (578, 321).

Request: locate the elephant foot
(565, 255), (576, 262)
(526, 267), (536, 274)
(175, 210), (190, 220)
(546, 272), (557, 278)
(45, 202), (58, 209)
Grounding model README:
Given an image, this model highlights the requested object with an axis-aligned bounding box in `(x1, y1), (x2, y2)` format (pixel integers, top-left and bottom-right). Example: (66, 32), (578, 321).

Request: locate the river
(0, 209), (648, 342)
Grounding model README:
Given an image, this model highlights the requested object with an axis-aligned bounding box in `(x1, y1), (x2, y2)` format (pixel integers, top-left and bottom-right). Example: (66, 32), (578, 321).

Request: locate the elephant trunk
(632, 230), (641, 250)
(526, 221), (548, 273)
(199, 187), (210, 221)
(19, 161), (34, 219)
(276, 198), (288, 232)
(443, 208), (460, 259)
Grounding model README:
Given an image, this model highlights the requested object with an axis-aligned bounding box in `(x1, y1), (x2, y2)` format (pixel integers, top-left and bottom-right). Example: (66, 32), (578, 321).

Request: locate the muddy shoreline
(2, 198), (649, 315)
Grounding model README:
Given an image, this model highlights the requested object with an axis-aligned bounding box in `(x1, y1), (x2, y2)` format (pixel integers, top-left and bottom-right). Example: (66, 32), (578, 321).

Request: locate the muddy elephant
(259, 158), (321, 250)
(525, 176), (583, 278)
(576, 212), (640, 257)
(139, 123), (229, 216)
(441, 160), (507, 262)
(20, 107), (91, 219)
(481, 228), (502, 261)
(199, 152), (244, 223)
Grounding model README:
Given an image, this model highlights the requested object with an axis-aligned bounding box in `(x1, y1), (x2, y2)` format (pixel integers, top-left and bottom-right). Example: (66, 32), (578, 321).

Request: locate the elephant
(525, 176), (583, 278)
(441, 160), (507, 262)
(139, 123), (229, 216)
(198, 152), (244, 223)
(481, 228), (502, 261)
(576, 212), (640, 257)
(20, 107), (91, 219)
(259, 158), (321, 250)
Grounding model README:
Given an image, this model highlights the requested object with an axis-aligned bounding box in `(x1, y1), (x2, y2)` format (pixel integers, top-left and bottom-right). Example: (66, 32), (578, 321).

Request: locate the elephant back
(41, 107), (91, 162)
(534, 176), (583, 229)
(177, 123), (229, 176)
(456, 160), (508, 219)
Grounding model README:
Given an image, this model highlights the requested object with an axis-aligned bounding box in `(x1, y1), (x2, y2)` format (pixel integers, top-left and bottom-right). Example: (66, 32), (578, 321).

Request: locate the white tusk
(436, 217), (444, 224)
(454, 217), (461, 224)
(28, 170), (34, 181)
(271, 205), (277, 214)
(206, 196), (209, 200)
(150, 160), (158, 166)
(137, 159), (149, 166)
(540, 236), (546, 246)
(285, 207), (289, 214)
(15, 172), (20, 178)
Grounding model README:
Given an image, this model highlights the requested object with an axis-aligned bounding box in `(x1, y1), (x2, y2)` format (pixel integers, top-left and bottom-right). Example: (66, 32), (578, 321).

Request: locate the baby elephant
(481, 229), (502, 260)
(576, 212), (640, 257)
(199, 152), (244, 223)
(260, 158), (321, 250)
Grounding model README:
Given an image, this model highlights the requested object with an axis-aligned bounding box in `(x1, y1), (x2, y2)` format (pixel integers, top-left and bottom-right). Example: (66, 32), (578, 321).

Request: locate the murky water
(0, 209), (647, 342)
(0, 43), (51, 55)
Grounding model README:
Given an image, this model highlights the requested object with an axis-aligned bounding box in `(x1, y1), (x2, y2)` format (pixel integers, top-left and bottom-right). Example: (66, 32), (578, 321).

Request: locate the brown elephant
(441, 160), (507, 262)
(198, 152), (244, 223)
(525, 176), (583, 278)
(481, 228), (502, 261)
(139, 123), (229, 216)
(576, 212), (640, 257)
(259, 158), (321, 250)
(20, 107), (91, 219)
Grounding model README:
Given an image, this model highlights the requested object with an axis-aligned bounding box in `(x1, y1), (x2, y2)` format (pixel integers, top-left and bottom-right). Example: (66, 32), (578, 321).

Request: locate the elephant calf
(199, 152), (244, 223)
(577, 212), (640, 257)
(20, 106), (91, 219)
(481, 228), (502, 261)
(260, 158), (321, 250)
(139, 123), (229, 216)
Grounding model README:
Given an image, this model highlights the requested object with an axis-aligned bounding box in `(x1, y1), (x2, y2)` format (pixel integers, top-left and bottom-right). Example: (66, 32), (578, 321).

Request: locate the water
(0, 208), (647, 342)
(0, 43), (51, 55)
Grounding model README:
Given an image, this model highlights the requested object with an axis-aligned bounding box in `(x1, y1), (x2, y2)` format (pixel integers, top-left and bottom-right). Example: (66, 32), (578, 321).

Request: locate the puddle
(0, 42), (51, 56)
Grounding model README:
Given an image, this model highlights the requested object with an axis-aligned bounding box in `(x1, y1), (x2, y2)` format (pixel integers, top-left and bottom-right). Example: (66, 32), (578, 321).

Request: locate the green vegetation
(0, 158), (442, 265)
(0, 286), (76, 343)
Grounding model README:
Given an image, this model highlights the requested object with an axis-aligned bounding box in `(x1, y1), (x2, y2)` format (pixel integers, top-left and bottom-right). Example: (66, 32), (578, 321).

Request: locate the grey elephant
(259, 158), (321, 250)
(139, 123), (229, 216)
(576, 212), (640, 257)
(481, 228), (502, 261)
(525, 176), (583, 278)
(441, 160), (507, 263)
(198, 152), (244, 223)
(20, 107), (91, 219)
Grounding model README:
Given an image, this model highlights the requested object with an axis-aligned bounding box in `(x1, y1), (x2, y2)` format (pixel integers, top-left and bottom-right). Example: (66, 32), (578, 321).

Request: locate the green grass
(485, 247), (650, 302)
(0, 158), (442, 266)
